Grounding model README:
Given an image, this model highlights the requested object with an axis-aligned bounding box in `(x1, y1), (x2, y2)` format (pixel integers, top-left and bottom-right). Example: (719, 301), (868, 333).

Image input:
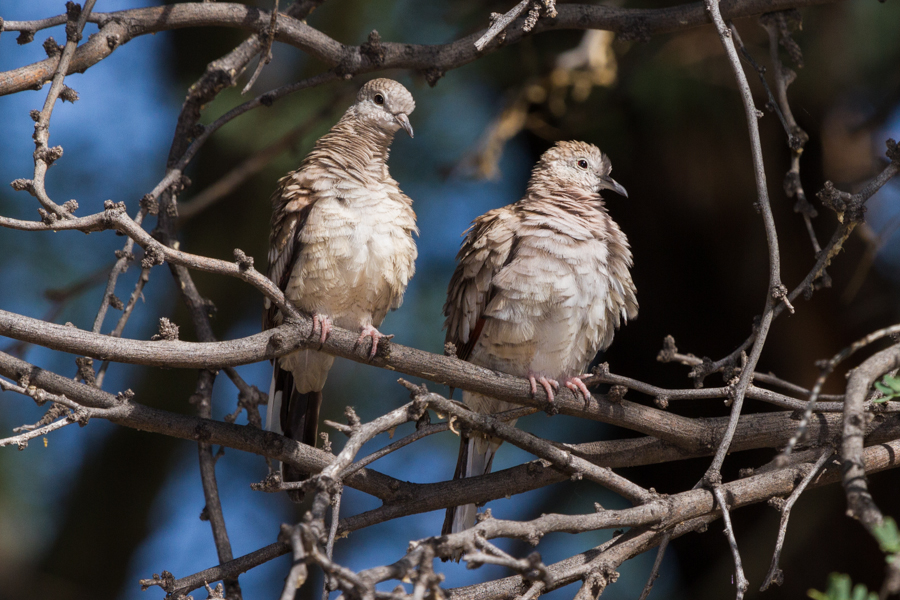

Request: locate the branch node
(150, 317), (180, 341)
(69, 406), (91, 427)
(36, 145), (64, 165)
(250, 470), (283, 493)
(767, 496), (787, 512)
(772, 283), (795, 314)
(817, 180), (866, 223)
(75, 356), (96, 385)
(657, 335), (678, 363)
(114, 249), (135, 261)
(139, 570), (176, 593)
(59, 85), (79, 103)
(607, 385), (627, 404)
(10, 178), (35, 195)
(424, 68), (445, 87)
(344, 406), (361, 428)
(37, 208), (57, 225)
(591, 361), (610, 377)
(360, 30), (385, 66)
(17, 30), (36, 45)
(65, 1), (84, 43)
(141, 243), (166, 269)
(103, 199), (127, 213)
(108, 293), (125, 311)
(140, 193), (159, 215)
(233, 248), (254, 271)
(42, 36), (63, 58)
(886, 138), (900, 165)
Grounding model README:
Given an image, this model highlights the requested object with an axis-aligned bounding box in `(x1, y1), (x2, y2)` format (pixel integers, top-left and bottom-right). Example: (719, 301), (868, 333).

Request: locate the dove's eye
(576, 159), (589, 170)
(373, 94), (385, 105)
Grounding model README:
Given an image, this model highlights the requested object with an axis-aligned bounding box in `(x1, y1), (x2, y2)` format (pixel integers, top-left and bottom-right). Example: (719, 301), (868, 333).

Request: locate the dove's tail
(442, 434), (499, 541)
(267, 360), (325, 503)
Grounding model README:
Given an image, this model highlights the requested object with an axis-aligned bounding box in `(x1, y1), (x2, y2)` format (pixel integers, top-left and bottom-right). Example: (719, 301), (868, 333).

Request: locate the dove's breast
(285, 182), (417, 330)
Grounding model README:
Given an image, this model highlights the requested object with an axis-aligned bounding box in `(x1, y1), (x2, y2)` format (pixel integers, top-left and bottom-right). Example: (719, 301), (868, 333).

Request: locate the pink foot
(528, 374), (560, 403)
(564, 375), (592, 402)
(311, 314), (333, 345)
(357, 325), (393, 360)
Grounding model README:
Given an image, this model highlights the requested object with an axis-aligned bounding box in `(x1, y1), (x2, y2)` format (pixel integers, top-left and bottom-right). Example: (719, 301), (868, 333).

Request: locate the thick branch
(1, 0), (843, 96)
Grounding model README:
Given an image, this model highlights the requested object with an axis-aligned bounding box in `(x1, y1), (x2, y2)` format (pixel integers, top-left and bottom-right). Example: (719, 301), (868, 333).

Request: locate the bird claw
(311, 314), (333, 345)
(528, 374), (559, 403)
(357, 325), (392, 360)
(564, 375), (592, 402)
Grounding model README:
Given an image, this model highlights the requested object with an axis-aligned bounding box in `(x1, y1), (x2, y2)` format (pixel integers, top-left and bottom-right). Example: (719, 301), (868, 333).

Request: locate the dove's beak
(600, 175), (628, 198)
(395, 113), (414, 138)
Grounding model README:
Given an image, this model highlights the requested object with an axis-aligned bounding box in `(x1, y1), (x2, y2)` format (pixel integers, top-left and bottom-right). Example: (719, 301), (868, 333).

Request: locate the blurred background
(1, 0), (899, 598)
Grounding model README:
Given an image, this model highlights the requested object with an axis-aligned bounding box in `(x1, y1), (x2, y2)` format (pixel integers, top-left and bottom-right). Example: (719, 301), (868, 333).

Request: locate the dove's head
(355, 78), (416, 138)
(533, 141), (627, 198)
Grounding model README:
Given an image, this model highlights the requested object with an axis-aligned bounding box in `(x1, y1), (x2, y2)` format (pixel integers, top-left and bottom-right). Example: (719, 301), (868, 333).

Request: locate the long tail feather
(267, 362), (323, 502)
(442, 435), (497, 540)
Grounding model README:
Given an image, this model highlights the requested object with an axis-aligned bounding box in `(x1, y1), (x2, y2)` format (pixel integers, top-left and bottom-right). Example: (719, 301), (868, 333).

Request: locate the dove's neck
(313, 114), (395, 168)
(522, 182), (606, 216)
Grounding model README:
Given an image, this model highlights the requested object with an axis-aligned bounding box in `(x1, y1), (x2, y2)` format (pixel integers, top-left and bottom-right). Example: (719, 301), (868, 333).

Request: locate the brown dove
(442, 140), (637, 534)
(264, 79), (418, 498)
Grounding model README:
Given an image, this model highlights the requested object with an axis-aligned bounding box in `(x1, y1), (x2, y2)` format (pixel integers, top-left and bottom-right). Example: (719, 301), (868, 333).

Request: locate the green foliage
(873, 374), (900, 403)
(808, 573), (877, 600)
(874, 517), (900, 555)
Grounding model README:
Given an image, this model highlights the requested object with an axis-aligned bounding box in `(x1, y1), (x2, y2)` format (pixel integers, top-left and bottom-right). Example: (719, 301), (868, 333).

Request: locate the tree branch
(0, 0), (844, 96)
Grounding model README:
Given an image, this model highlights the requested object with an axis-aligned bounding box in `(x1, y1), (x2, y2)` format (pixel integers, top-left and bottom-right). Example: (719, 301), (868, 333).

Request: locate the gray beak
(600, 175), (628, 198)
(395, 113), (414, 138)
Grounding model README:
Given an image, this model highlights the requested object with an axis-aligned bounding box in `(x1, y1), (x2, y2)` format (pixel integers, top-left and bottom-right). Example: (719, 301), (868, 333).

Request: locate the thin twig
(27, 0), (98, 219)
(322, 488), (343, 600)
(340, 405), (536, 478)
(638, 532), (671, 600)
(780, 323), (900, 462)
(94, 266), (152, 388)
(759, 13), (820, 255)
(474, 0), (530, 51)
(712, 484), (749, 598)
(760, 447), (834, 591)
(403, 382), (655, 505)
(242, 0), (279, 94)
(701, 10), (782, 481)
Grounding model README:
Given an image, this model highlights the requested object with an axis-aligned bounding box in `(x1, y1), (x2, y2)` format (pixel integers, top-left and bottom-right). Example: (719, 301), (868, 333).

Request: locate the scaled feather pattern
(443, 140), (637, 535)
(263, 79), (418, 499)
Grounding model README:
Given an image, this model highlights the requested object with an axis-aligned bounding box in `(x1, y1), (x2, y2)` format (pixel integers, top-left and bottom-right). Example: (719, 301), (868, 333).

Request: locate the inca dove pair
(263, 80), (637, 521)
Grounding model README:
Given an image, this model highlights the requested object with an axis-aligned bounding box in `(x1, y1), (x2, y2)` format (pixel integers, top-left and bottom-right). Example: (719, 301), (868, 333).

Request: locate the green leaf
(874, 375), (900, 400)
(809, 573), (877, 600)
(881, 375), (900, 393)
(874, 518), (900, 554)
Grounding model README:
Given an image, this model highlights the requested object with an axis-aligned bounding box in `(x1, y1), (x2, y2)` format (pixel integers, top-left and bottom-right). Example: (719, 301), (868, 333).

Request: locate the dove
(264, 79), (418, 499)
(442, 140), (637, 533)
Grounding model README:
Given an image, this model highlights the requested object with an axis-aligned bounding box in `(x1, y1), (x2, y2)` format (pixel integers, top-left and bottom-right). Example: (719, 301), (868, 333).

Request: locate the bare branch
(0, 0), (843, 96)
(712, 484), (749, 598)
(701, 5), (782, 482)
(761, 447), (834, 591)
(781, 324), (900, 461)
